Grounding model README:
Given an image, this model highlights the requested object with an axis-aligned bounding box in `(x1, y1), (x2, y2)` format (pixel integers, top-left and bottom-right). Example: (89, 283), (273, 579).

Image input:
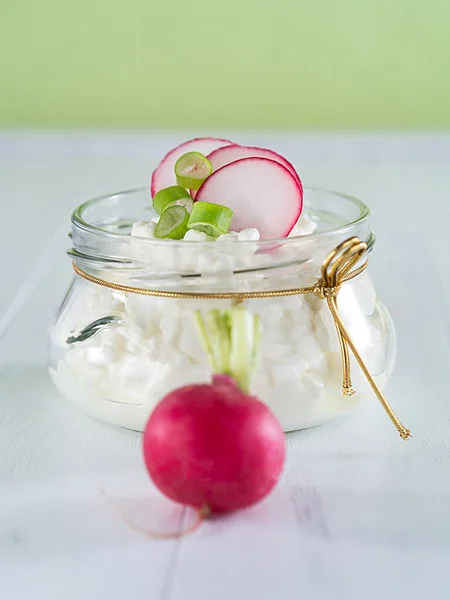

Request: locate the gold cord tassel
(316, 238), (411, 440)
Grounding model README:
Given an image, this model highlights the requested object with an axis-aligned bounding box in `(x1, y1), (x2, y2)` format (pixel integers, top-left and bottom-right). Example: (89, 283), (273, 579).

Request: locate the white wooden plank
(2, 131), (450, 163)
(0, 157), (153, 317)
(167, 486), (309, 600)
(1, 132), (450, 600)
(0, 366), (182, 599)
(0, 471), (187, 600)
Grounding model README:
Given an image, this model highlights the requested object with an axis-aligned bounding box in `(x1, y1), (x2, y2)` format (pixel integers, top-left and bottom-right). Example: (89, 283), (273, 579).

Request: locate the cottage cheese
(49, 213), (393, 432)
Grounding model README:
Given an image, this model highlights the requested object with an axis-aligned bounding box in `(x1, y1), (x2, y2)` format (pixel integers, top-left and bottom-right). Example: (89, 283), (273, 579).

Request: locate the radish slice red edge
(195, 157), (303, 239)
(207, 144), (303, 194)
(151, 137), (233, 197)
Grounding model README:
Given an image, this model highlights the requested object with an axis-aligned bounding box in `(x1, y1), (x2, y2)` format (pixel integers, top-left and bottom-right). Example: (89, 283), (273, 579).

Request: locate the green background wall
(1, 0), (449, 128)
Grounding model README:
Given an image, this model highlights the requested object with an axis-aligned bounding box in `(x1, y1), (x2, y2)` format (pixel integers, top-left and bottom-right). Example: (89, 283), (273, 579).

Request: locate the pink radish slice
(196, 158), (303, 239)
(207, 144), (303, 192)
(151, 137), (233, 197)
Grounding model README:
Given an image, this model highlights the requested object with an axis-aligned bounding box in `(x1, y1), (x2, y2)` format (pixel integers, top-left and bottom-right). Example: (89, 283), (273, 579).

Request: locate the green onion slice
(153, 185), (193, 215)
(154, 205), (189, 240)
(174, 152), (212, 190)
(166, 197), (193, 213)
(187, 201), (234, 237)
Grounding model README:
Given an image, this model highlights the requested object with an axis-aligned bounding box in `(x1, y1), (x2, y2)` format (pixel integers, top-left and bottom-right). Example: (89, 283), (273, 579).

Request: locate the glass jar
(47, 187), (396, 432)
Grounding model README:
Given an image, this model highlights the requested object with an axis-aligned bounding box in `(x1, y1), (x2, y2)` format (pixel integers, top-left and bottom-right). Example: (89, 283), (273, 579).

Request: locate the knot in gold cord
(314, 284), (341, 299)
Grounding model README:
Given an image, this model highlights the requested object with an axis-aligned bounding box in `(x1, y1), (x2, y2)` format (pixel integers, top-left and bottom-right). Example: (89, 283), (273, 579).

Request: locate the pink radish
(143, 306), (285, 516)
(143, 375), (285, 514)
(208, 144), (302, 190)
(196, 158), (303, 239)
(151, 137), (233, 197)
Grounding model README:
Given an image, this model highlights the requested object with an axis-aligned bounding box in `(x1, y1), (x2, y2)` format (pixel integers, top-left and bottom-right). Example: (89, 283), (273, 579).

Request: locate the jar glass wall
(47, 187), (396, 432)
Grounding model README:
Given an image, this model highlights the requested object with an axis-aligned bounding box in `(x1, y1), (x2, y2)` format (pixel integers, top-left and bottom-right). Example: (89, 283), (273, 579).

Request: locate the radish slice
(195, 158), (302, 239)
(207, 144), (303, 192)
(151, 137), (233, 197)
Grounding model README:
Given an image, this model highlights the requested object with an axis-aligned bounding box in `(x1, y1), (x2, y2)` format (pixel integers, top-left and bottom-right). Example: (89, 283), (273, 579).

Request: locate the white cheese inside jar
(49, 194), (394, 433)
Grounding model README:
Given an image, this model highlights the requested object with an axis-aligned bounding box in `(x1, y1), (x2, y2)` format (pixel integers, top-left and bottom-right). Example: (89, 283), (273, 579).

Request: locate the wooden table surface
(1, 132), (450, 600)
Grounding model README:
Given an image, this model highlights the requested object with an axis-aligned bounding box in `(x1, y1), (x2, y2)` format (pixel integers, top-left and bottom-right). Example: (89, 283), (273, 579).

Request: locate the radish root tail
(100, 487), (209, 539)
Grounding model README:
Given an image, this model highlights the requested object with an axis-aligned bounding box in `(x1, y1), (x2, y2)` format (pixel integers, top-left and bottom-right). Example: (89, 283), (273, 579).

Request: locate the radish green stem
(194, 311), (219, 372)
(193, 307), (261, 393)
(206, 310), (231, 376)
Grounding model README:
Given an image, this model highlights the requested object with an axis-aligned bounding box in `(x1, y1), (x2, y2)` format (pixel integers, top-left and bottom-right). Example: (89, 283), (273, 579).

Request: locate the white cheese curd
(131, 220), (156, 238)
(237, 228), (260, 241)
(49, 211), (392, 432)
(182, 229), (209, 242)
(288, 214), (318, 236)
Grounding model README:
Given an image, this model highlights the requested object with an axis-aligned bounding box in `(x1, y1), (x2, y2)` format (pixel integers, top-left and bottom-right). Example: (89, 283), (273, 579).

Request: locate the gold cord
(72, 237), (410, 439)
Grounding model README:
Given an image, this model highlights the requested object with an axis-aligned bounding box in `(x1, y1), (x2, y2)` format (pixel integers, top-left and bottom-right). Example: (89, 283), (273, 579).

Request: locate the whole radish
(143, 308), (286, 514)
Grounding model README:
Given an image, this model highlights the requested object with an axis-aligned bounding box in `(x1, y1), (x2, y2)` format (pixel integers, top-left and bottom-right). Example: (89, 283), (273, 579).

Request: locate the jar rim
(71, 186), (370, 247)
